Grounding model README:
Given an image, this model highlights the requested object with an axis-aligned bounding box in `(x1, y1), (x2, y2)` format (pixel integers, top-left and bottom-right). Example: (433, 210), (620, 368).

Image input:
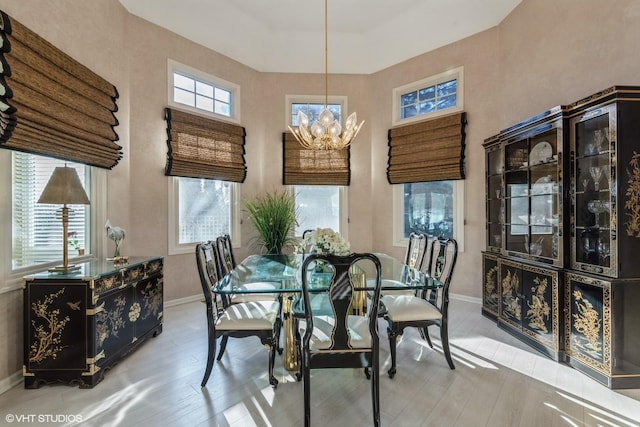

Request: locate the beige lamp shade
(37, 166), (90, 205)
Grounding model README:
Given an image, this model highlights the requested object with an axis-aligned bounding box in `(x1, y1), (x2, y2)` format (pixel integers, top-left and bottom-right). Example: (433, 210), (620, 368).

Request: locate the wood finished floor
(2, 298), (640, 427)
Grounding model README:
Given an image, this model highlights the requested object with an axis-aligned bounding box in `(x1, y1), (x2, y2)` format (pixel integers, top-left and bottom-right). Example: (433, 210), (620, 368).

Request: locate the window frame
(167, 177), (241, 255)
(392, 180), (465, 252)
(392, 66), (464, 127)
(1, 151), (106, 284)
(167, 59), (241, 124)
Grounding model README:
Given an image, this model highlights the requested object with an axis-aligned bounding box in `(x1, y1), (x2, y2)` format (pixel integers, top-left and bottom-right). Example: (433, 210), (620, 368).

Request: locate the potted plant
(67, 231), (84, 255)
(244, 189), (299, 254)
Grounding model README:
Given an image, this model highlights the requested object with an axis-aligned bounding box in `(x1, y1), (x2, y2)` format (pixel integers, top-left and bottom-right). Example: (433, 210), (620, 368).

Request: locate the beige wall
(1, 0), (640, 386)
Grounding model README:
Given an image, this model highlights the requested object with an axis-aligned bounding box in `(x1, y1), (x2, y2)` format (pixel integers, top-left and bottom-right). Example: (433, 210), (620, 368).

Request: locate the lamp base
(48, 264), (81, 273)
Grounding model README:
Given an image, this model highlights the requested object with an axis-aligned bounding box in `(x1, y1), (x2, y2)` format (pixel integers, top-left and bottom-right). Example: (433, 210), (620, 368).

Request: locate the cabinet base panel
(24, 324), (163, 389)
(497, 320), (564, 362)
(567, 357), (640, 389)
(481, 307), (499, 321)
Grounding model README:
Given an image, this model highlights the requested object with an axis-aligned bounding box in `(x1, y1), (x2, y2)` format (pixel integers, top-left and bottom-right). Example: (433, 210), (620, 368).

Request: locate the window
(286, 96), (350, 237)
(12, 152), (91, 270)
(392, 67), (463, 126)
(168, 59), (240, 123)
(290, 102), (342, 126)
(294, 185), (347, 236)
(394, 181), (464, 249)
(168, 177), (240, 255)
(286, 95), (346, 128)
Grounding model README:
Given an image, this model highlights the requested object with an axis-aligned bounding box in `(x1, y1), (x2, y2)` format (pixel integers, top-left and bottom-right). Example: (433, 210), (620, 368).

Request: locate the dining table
(214, 252), (441, 371)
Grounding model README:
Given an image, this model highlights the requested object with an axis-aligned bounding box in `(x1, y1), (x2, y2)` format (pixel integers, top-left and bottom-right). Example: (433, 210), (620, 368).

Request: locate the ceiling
(117, 0), (522, 74)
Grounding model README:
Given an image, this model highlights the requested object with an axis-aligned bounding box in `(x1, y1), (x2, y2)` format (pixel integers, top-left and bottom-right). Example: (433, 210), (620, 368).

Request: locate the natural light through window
(168, 59), (240, 123)
(393, 67), (463, 126)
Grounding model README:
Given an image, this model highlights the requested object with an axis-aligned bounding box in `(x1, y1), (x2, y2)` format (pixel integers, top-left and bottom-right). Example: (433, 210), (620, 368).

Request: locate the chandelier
(288, 0), (364, 150)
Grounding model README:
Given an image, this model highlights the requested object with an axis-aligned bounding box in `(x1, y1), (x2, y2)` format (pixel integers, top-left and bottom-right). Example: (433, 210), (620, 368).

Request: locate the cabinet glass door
(504, 128), (561, 265)
(571, 105), (615, 275)
(487, 146), (503, 251)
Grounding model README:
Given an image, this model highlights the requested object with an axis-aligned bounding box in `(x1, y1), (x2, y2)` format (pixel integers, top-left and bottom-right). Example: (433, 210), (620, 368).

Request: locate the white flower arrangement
(303, 228), (351, 255)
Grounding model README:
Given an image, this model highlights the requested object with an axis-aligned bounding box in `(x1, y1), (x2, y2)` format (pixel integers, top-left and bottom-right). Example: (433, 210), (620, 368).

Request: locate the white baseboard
(0, 370), (23, 396)
(450, 292), (481, 304)
(164, 294), (203, 308)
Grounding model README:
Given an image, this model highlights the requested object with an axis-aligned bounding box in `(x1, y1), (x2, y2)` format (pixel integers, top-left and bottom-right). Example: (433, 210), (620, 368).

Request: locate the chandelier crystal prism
(288, 0), (364, 150)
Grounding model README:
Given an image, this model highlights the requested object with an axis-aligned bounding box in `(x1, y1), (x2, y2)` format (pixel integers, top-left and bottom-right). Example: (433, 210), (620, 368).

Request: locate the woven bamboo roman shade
(387, 112), (466, 184)
(282, 132), (350, 185)
(165, 108), (247, 182)
(0, 11), (121, 169)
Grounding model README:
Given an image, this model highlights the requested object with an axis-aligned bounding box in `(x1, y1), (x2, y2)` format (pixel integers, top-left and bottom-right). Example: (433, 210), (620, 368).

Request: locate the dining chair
(195, 241), (281, 388)
(296, 253), (383, 427)
(405, 231), (429, 270)
(382, 237), (458, 378)
(367, 232), (430, 309)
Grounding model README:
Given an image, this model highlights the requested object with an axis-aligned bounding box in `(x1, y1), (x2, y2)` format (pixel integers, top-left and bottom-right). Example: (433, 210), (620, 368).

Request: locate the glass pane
(178, 178), (231, 244)
(401, 105), (417, 119)
(173, 73), (194, 91)
(418, 86), (435, 100)
(292, 103), (306, 116)
(214, 100), (231, 116)
(401, 92), (417, 106)
(418, 101), (435, 114)
(437, 94), (457, 110)
(437, 80), (457, 96)
(215, 87), (231, 103)
(327, 104), (341, 119)
(308, 104), (325, 122)
(12, 153), (90, 269)
(195, 81), (214, 97)
(295, 186), (340, 234)
(403, 181), (454, 239)
(174, 87), (195, 107)
(196, 95), (214, 112)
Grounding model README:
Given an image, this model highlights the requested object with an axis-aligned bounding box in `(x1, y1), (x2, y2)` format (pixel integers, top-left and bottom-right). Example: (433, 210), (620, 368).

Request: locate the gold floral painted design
(526, 277), (550, 333)
(572, 289), (602, 358)
(484, 265), (499, 308)
(95, 295), (127, 347)
(139, 277), (163, 321)
(129, 302), (141, 322)
(501, 269), (521, 320)
(625, 151), (640, 237)
(29, 288), (71, 363)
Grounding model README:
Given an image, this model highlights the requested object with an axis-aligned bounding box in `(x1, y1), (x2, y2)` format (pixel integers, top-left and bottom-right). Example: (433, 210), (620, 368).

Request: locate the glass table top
(215, 253), (439, 294)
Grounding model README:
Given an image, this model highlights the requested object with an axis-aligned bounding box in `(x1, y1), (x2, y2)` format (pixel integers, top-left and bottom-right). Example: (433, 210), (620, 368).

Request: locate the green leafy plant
(245, 189), (299, 254)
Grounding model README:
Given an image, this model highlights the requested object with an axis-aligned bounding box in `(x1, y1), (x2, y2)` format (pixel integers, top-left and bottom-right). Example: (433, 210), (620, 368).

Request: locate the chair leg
(387, 326), (398, 378)
(276, 295), (284, 354)
(201, 329), (217, 387)
(440, 321), (455, 370)
(303, 363), (311, 427)
(371, 352), (380, 427)
(422, 327), (434, 348)
(268, 338), (278, 389)
(216, 335), (229, 360)
(275, 316), (283, 355)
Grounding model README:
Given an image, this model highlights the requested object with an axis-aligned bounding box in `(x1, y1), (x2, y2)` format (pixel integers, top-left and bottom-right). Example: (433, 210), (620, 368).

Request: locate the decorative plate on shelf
(531, 175), (554, 195)
(530, 141), (553, 164)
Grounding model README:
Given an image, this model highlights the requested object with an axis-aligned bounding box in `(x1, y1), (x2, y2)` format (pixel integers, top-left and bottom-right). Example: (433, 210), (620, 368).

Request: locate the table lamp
(37, 166), (90, 272)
